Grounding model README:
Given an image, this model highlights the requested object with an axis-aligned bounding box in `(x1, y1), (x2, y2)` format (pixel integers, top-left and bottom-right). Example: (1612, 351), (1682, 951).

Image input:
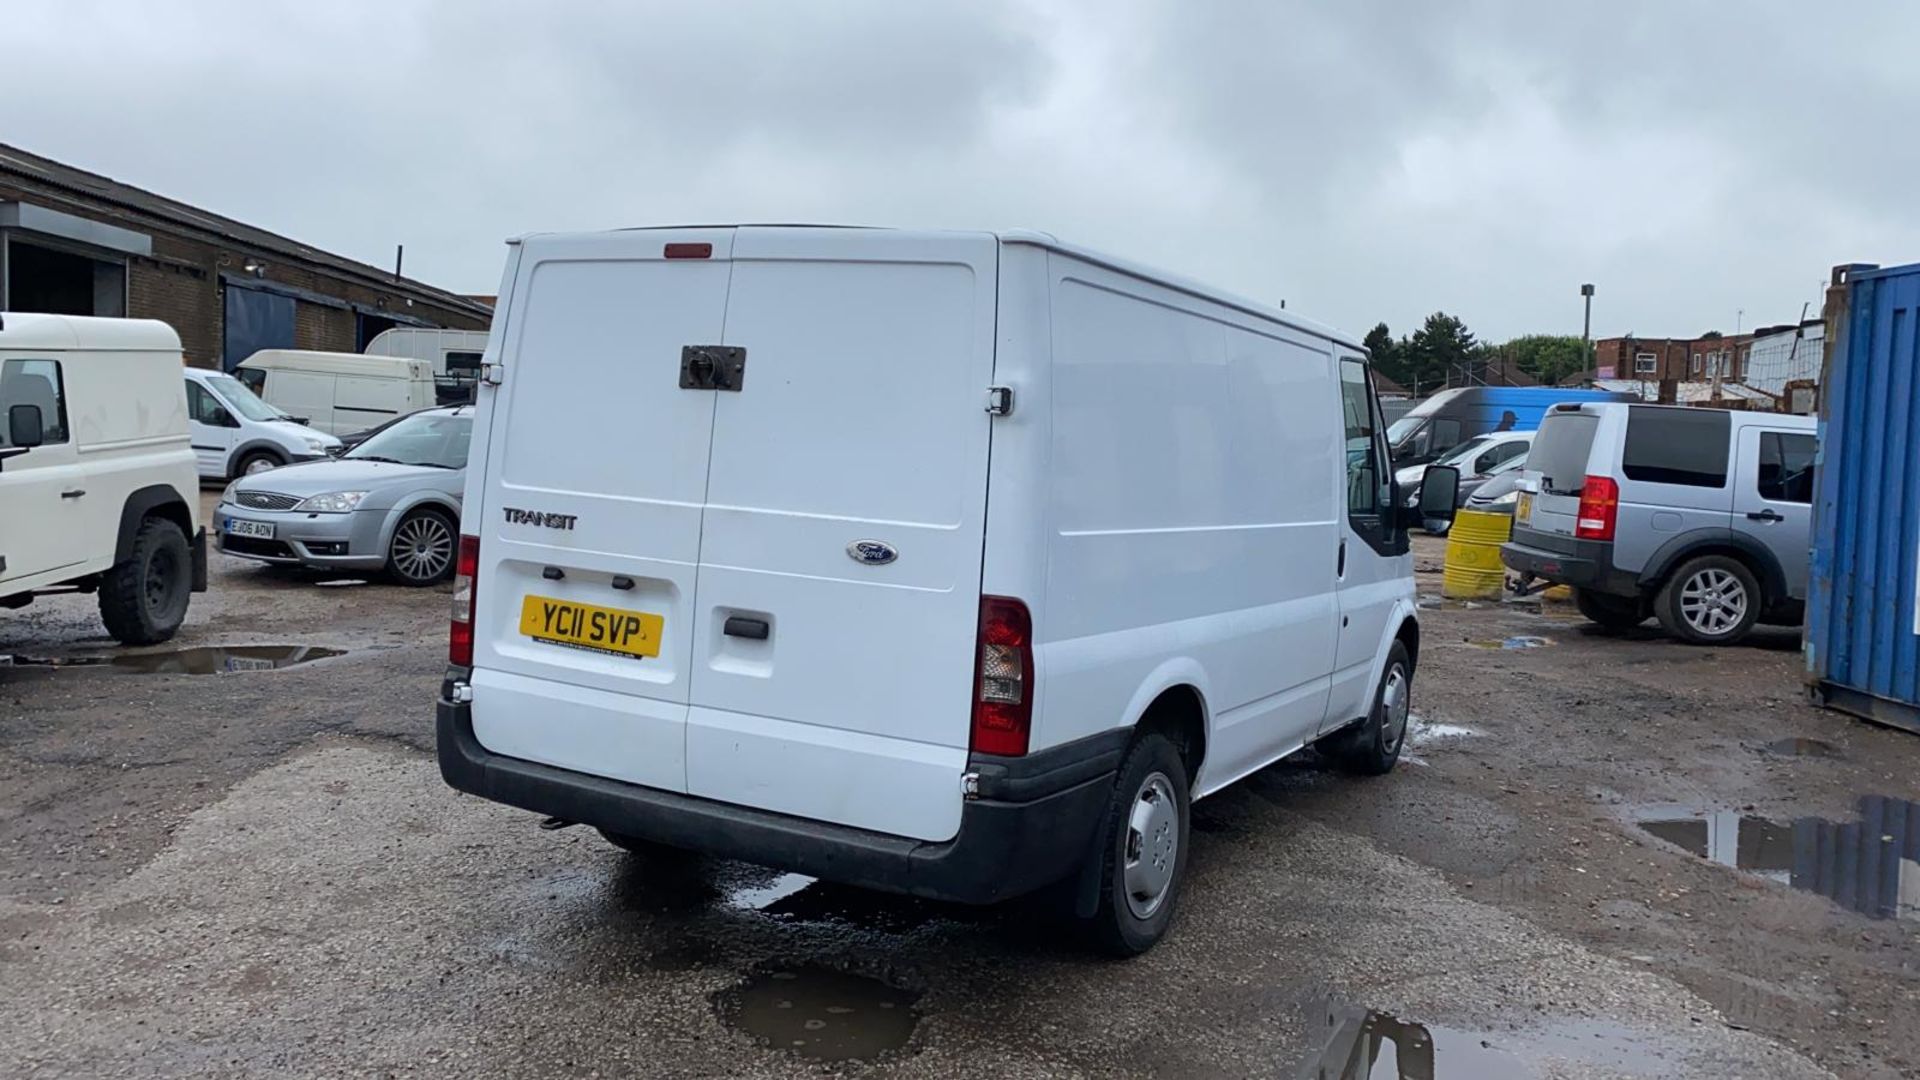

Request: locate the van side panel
(1040, 261), (1340, 793)
(683, 230), (998, 843)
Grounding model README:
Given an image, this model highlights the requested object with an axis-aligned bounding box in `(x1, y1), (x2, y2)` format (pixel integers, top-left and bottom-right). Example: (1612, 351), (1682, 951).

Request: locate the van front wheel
(1084, 732), (1191, 956)
(235, 449), (284, 478)
(1324, 640), (1412, 776)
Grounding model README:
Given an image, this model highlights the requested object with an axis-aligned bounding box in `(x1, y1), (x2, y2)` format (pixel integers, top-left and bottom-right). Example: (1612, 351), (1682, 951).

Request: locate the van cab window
(0, 358), (69, 446)
(205, 372), (285, 422)
(1340, 360), (1382, 515)
(1757, 431), (1815, 503)
(1622, 407), (1729, 488)
(185, 380), (232, 425)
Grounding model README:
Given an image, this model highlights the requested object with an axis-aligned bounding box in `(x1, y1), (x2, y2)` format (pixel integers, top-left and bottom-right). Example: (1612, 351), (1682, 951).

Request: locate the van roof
(1559, 400), (1818, 429)
(0, 313), (180, 353)
(238, 349), (430, 376)
(521, 225), (1364, 351)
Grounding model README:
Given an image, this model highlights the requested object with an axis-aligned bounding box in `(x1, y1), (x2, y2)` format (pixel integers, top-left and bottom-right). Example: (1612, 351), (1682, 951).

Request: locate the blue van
(1386, 386), (1637, 466)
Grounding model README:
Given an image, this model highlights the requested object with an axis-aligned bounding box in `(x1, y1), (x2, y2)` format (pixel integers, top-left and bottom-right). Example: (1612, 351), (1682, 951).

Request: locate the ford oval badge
(847, 540), (898, 566)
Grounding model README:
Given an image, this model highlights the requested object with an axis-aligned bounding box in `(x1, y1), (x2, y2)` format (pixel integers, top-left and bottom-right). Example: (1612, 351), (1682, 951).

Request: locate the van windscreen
(1529, 412), (1599, 494)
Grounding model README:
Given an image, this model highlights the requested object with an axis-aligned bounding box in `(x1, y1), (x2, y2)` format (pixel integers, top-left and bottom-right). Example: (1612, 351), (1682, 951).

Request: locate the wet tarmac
(3, 643), (345, 674)
(1763, 737), (1839, 758)
(1296, 1003), (1687, 1078)
(1632, 796), (1920, 922)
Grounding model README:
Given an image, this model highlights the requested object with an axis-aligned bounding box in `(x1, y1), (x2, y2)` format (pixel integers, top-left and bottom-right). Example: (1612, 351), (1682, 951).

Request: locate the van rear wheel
(98, 517), (191, 645)
(1083, 732), (1191, 956)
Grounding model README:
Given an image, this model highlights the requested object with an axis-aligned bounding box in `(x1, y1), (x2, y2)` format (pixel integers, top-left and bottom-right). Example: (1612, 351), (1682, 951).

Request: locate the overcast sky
(9, 1), (1918, 341)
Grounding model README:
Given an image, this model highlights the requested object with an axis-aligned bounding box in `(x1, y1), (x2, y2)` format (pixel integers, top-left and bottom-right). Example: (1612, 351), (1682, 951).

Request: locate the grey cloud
(4, 1), (1917, 342)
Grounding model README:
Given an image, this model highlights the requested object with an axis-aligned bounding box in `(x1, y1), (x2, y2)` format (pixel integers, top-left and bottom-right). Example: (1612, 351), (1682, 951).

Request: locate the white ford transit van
(235, 350), (435, 437)
(437, 227), (1456, 953)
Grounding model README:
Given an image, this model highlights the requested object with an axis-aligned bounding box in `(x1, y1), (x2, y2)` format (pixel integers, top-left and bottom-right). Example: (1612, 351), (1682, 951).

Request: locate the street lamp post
(1580, 283), (1595, 345)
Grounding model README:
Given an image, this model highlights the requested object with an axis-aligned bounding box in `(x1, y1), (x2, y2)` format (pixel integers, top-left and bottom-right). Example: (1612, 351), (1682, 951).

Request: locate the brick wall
(1595, 333), (1755, 383)
(2, 171), (489, 370)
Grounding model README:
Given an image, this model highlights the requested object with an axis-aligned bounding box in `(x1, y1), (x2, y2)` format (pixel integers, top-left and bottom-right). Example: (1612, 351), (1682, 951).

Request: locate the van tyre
(1324, 640), (1412, 776)
(386, 508), (456, 586)
(1084, 732), (1191, 956)
(1656, 555), (1760, 645)
(98, 517), (191, 645)
(1574, 588), (1646, 630)
(235, 449), (283, 478)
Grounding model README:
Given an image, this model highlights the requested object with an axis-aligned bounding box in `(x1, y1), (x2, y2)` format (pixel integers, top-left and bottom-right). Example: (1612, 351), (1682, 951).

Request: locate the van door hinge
(681, 345), (746, 391)
(480, 362), (504, 386)
(985, 386), (1014, 416)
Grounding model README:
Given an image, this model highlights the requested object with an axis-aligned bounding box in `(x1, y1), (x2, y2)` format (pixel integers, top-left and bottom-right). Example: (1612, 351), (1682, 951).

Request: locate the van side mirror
(1417, 464), (1460, 525)
(8, 403), (45, 448)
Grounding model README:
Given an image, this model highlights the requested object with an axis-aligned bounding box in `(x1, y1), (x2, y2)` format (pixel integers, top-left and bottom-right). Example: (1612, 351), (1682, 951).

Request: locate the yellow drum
(1441, 509), (1512, 599)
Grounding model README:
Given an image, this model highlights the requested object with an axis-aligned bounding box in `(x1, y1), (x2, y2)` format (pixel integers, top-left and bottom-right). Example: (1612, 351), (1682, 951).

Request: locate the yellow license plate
(1516, 492), (1533, 523)
(519, 595), (664, 659)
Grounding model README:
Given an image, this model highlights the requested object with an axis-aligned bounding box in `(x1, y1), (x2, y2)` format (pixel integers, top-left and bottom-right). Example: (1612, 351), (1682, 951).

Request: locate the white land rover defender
(0, 314), (207, 644)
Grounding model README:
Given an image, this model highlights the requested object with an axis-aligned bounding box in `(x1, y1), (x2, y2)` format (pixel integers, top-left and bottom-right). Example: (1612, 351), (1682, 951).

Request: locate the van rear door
(683, 229), (998, 842)
(1517, 407), (1600, 537)
(468, 228), (736, 793)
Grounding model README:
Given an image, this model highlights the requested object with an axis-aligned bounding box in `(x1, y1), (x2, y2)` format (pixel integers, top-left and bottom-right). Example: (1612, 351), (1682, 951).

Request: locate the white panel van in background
(436, 226), (1459, 954)
(235, 350), (435, 437)
(364, 327), (491, 405)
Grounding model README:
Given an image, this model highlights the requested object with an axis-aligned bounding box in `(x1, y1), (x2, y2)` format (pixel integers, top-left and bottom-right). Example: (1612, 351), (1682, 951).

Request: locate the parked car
(214, 406), (469, 585)
(183, 367), (339, 479)
(1, 314), (206, 643)
(1386, 385), (1636, 467)
(235, 350), (437, 437)
(1502, 402), (1816, 645)
(435, 225), (1460, 956)
(1463, 468), (1524, 515)
(1396, 430), (1532, 533)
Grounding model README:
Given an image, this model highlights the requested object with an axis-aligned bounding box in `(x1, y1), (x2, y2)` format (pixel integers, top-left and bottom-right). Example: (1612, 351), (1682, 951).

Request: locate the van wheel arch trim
(225, 439), (292, 479)
(114, 485), (195, 566)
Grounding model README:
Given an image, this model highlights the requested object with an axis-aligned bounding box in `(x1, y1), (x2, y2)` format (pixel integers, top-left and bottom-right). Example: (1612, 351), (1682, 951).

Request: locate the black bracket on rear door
(680, 345), (746, 391)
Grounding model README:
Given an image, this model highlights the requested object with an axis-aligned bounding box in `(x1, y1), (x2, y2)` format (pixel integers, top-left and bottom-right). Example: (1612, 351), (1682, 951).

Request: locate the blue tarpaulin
(221, 284), (295, 372)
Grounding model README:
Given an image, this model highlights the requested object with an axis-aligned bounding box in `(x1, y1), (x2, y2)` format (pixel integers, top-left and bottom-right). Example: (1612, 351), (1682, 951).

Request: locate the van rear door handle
(60, 489), (85, 499)
(723, 616), (770, 640)
(1746, 509), (1783, 523)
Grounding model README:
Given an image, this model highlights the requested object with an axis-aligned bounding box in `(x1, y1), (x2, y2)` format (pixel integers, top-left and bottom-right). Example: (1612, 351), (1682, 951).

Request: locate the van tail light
(1576, 476), (1620, 540)
(971, 596), (1033, 757)
(449, 534), (480, 665)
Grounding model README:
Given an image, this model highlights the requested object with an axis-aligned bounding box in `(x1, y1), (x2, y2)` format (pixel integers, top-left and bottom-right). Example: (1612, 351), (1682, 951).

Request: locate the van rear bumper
(435, 696), (1121, 906)
(1502, 528), (1638, 595)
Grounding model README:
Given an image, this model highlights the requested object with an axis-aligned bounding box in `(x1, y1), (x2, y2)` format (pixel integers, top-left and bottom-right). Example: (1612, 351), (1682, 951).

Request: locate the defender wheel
(1574, 588), (1646, 630)
(1656, 555), (1760, 645)
(98, 517), (192, 645)
(386, 508), (456, 586)
(235, 450), (283, 477)
(1084, 732), (1191, 956)
(1324, 640), (1413, 776)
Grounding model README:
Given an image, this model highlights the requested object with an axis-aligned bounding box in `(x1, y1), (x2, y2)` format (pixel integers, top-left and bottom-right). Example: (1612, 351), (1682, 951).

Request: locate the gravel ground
(1, 523), (1915, 1078)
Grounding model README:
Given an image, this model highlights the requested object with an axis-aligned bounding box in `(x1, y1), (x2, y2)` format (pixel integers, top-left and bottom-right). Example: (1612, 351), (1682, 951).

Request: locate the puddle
(1466, 635), (1555, 650)
(1298, 1004), (1680, 1078)
(1632, 796), (1920, 922)
(1406, 714), (1482, 746)
(1763, 737), (1838, 758)
(726, 872), (815, 911)
(716, 965), (919, 1063)
(5, 644), (344, 674)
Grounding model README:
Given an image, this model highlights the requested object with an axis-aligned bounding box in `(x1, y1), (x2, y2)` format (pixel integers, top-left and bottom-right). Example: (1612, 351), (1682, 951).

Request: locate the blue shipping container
(1808, 261), (1920, 734)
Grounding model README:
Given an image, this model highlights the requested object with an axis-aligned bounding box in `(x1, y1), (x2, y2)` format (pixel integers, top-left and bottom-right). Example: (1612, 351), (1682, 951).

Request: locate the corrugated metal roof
(0, 142), (490, 319)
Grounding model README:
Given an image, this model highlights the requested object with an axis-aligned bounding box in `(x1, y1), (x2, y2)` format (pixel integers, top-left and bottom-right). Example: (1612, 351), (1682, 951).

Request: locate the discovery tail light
(971, 596), (1034, 757)
(449, 534), (480, 665)
(1576, 476), (1620, 540)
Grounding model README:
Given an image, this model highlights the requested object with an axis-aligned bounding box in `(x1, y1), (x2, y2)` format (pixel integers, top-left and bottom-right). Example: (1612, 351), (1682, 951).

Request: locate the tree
(1405, 312), (1477, 389)
(1362, 323), (1402, 382)
(1495, 334), (1593, 385)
